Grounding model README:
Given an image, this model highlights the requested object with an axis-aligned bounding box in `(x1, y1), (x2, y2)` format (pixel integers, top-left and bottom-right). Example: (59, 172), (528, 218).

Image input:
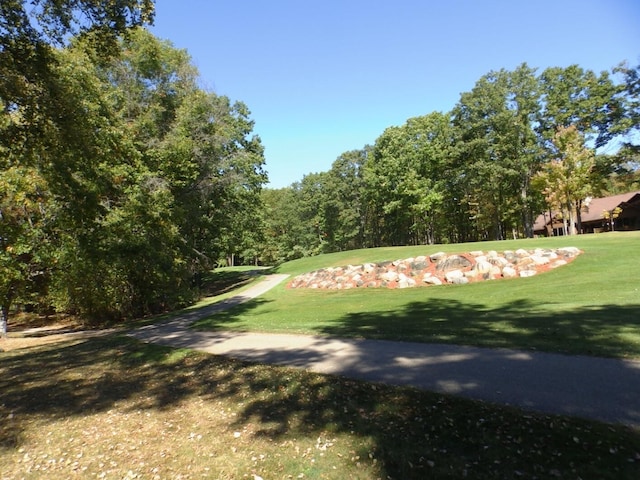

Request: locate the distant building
(533, 191), (640, 236)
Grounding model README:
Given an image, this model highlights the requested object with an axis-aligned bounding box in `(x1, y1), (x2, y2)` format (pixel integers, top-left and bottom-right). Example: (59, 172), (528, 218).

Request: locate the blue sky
(149, 0), (640, 188)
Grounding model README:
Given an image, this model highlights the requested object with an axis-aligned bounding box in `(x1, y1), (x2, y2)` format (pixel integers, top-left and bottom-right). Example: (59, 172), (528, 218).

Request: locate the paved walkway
(129, 274), (640, 428)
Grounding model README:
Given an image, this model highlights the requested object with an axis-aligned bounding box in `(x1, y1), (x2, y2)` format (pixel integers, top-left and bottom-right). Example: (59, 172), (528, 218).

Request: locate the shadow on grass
(197, 267), (274, 297)
(1, 335), (639, 479)
(190, 297), (273, 331)
(313, 298), (640, 359)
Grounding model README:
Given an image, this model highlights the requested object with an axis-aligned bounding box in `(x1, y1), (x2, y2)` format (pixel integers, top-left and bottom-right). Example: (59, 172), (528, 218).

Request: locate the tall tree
(363, 112), (453, 246)
(104, 29), (267, 273)
(42, 41), (190, 320)
(2, 24), (268, 325)
(322, 148), (369, 251)
(1, 1), (154, 330)
(0, 167), (54, 335)
(612, 62), (640, 155)
(452, 64), (543, 239)
(0, 0), (154, 164)
(537, 65), (624, 149)
(534, 126), (596, 235)
(260, 176), (327, 264)
(260, 187), (300, 264)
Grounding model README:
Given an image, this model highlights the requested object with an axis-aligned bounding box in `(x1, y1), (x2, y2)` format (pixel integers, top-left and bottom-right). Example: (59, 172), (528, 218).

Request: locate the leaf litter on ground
(0, 335), (639, 479)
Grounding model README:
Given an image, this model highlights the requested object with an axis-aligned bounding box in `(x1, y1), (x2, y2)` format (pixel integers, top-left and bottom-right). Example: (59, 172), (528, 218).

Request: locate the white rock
(530, 255), (550, 265)
(423, 274), (442, 285)
(451, 276), (470, 285)
(445, 269), (464, 283)
(399, 277), (417, 288)
(502, 266), (517, 278)
(474, 260), (493, 274)
(381, 271), (399, 282)
(489, 256), (509, 267)
(519, 270), (537, 278)
(558, 247), (581, 257)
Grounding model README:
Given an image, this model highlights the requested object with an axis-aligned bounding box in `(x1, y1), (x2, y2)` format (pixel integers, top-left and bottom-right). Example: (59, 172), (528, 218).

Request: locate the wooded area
(260, 64), (640, 263)
(1, 1), (639, 331)
(1, 1), (265, 331)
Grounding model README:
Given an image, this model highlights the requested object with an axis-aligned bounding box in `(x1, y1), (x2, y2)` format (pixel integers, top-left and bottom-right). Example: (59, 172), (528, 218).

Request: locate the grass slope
(1, 336), (639, 479)
(194, 232), (640, 358)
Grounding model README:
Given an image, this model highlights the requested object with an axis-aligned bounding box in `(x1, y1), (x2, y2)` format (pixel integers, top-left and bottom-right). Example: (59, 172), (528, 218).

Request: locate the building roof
(581, 191), (640, 222)
(533, 190), (640, 231)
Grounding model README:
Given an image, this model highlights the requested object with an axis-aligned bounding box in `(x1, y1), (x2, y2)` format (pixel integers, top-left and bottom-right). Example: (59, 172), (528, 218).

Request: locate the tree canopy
(1, 5), (267, 334)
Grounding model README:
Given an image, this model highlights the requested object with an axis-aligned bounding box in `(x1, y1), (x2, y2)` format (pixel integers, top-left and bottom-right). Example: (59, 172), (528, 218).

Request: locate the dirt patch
(1, 321), (121, 352)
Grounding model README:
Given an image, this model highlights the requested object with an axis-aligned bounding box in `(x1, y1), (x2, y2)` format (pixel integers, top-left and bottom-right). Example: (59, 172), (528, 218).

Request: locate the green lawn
(194, 231), (640, 359)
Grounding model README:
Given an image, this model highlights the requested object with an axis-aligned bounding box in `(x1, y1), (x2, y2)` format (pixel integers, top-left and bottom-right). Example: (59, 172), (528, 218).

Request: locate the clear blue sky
(149, 0), (640, 188)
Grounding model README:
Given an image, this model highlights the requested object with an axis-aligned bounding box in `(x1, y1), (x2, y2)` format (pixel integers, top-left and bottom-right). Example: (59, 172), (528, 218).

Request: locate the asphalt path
(129, 274), (640, 428)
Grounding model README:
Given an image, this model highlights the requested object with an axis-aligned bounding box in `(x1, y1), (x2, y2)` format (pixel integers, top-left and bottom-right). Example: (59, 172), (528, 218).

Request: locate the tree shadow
(190, 297), (273, 330)
(318, 298), (640, 358)
(197, 267), (274, 297)
(1, 334), (639, 478)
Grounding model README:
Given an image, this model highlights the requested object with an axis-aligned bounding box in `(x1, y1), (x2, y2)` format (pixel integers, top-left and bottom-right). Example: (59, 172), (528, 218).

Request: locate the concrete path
(129, 274), (640, 428)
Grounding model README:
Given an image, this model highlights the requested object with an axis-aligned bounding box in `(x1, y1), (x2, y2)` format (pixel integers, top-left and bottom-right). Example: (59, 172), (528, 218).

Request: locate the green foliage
(263, 60), (638, 258)
(1, 15), (266, 326)
(613, 62), (640, 155)
(260, 175), (327, 264)
(321, 148), (370, 252)
(452, 64), (545, 240)
(366, 112), (452, 245)
(538, 65), (624, 148)
(0, 0), (155, 163)
(534, 126), (596, 235)
(0, 167), (55, 333)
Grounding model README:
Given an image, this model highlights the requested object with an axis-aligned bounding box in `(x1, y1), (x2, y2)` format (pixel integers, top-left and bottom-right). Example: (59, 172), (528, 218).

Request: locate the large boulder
(436, 255), (472, 272)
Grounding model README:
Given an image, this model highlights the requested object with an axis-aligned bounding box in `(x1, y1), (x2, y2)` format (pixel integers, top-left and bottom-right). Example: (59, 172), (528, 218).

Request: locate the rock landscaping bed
(288, 247), (582, 290)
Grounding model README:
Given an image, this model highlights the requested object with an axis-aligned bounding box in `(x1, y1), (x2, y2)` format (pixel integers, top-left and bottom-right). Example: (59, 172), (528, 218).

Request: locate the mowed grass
(1, 335), (639, 480)
(194, 231), (640, 359)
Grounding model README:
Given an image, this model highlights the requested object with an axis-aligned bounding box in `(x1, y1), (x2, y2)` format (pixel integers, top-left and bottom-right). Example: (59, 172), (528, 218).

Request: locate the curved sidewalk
(129, 274), (640, 428)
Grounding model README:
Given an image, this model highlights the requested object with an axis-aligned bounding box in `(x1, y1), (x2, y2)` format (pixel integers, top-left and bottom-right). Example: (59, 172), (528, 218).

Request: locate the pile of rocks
(288, 247), (582, 290)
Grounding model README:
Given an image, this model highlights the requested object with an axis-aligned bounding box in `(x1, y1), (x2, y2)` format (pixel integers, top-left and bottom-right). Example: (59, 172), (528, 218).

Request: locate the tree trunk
(0, 305), (8, 338)
(521, 184), (534, 238)
(568, 204), (577, 235)
(575, 200), (583, 234)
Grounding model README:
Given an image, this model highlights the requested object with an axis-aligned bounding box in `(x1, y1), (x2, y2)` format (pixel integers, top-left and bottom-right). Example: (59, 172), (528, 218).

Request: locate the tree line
(1, 1), (265, 332)
(259, 63), (640, 264)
